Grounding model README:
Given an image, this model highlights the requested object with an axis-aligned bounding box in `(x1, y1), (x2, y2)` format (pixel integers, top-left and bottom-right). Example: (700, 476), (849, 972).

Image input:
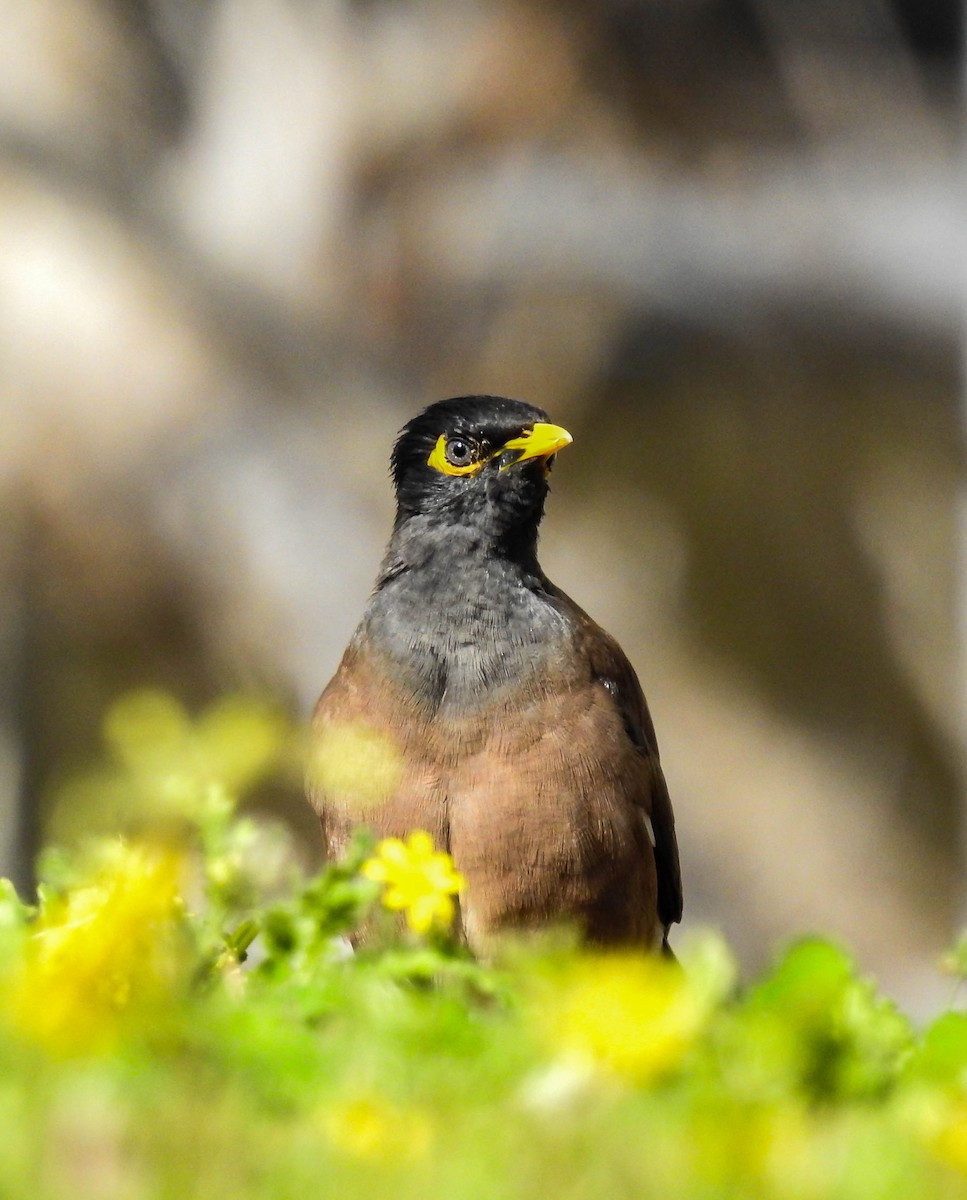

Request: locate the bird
(309, 394), (682, 953)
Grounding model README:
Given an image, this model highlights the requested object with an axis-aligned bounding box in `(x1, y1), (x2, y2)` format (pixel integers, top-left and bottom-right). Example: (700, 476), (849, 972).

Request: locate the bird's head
(390, 396), (573, 548)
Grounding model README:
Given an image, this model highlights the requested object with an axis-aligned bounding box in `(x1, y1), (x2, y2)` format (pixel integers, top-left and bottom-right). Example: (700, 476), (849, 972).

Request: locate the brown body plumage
(309, 396), (681, 952)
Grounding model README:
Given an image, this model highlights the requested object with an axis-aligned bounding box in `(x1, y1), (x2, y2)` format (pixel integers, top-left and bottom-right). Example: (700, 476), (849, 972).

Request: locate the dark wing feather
(545, 583), (683, 932)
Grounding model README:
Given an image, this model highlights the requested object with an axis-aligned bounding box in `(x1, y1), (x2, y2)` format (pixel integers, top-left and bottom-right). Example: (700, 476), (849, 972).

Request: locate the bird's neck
(378, 512), (542, 585)
(364, 514), (562, 712)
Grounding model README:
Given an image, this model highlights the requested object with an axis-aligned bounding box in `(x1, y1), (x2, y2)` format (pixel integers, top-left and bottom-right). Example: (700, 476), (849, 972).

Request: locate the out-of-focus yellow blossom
(929, 1101), (967, 1176)
(51, 690), (291, 839)
(307, 722), (404, 814)
(361, 832), (464, 934)
(539, 952), (705, 1084)
(699, 1103), (819, 1193)
(323, 1096), (433, 1162)
(103, 690), (289, 800)
(5, 842), (185, 1056)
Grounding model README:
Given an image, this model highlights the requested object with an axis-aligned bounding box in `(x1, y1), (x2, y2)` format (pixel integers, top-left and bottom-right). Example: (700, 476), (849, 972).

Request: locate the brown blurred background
(1, 0), (961, 1012)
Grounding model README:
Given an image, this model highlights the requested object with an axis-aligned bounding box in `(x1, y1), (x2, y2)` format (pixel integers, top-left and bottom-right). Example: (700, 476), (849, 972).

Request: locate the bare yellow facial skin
(426, 434), (484, 477)
(427, 423), (573, 477)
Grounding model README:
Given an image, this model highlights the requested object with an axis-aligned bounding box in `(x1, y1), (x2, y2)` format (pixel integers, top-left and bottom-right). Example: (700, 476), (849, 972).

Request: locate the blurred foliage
(1, 691), (967, 1197)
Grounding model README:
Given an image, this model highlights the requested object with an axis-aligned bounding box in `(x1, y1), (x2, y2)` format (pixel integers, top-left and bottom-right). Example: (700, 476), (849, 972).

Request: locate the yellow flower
(538, 952), (704, 1084)
(51, 690), (291, 841)
(929, 1101), (967, 1176)
(5, 841), (185, 1056)
(324, 1096), (433, 1162)
(361, 832), (464, 934)
(307, 722), (404, 815)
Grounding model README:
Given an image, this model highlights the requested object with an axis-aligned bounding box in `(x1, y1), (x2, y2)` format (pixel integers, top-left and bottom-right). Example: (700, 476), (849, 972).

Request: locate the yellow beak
(501, 422), (573, 466)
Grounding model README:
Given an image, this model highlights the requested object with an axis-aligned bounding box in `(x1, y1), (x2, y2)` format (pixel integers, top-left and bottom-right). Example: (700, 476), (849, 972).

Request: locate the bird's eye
(427, 432), (484, 476)
(445, 437), (475, 467)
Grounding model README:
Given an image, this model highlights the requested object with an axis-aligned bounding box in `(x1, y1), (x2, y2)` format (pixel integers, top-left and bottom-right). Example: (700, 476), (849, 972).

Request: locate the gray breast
(364, 565), (572, 713)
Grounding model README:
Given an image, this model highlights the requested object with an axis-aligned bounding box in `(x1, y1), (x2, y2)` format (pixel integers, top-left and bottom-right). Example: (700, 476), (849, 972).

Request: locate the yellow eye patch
(427, 434), (484, 476)
(426, 423), (573, 478)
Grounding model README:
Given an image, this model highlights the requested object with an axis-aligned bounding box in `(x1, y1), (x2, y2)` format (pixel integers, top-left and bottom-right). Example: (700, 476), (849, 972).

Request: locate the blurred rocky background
(0, 0), (961, 1012)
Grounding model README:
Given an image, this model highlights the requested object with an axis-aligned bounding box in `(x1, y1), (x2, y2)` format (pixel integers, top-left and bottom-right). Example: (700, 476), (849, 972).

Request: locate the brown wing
(547, 584), (683, 935)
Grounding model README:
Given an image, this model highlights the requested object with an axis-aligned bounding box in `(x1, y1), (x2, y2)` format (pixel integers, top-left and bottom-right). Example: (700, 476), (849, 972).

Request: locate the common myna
(309, 395), (682, 951)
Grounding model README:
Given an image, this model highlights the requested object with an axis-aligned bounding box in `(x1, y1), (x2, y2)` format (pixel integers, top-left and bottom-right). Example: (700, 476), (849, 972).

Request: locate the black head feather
(390, 396), (554, 544)
(391, 395), (548, 489)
